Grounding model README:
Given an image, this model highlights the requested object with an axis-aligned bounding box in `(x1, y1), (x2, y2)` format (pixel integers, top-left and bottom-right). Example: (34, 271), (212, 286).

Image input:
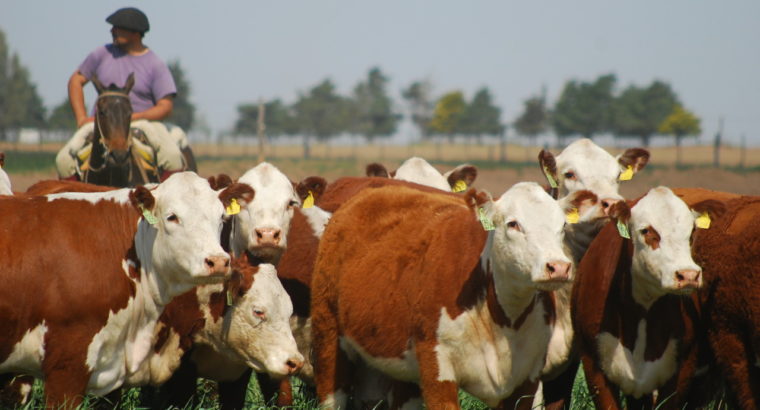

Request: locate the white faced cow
(366, 156), (478, 192)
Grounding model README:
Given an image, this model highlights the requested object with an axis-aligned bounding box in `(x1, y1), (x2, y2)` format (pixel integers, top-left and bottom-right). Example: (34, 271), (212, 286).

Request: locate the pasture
(1, 141), (755, 409)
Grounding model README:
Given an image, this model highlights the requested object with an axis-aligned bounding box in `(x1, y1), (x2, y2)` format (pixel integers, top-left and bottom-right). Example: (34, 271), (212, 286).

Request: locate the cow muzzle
(255, 227), (281, 246)
(204, 255), (231, 278)
(544, 261), (571, 282)
(600, 198), (621, 216)
(673, 269), (701, 291)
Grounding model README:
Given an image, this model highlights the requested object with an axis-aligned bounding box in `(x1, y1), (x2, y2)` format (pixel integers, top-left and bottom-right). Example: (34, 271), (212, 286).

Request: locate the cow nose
(675, 269), (701, 289)
(285, 356), (304, 375)
(255, 228), (281, 246)
(545, 261), (571, 281)
(205, 255), (230, 276)
(600, 198), (621, 216)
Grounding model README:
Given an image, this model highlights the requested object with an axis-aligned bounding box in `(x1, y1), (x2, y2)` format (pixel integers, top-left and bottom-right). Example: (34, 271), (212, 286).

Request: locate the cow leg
(151, 354), (199, 409)
(218, 368), (252, 410)
(0, 375), (34, 407)
(414, 342), (459, 410)
(541, 358), (580, 410)
(496, 378), (539, 410)
(43, 369), (88, 409)
(655, 342), (700, 409)
(709, 327), (760, 409)
(624, 394), (654, 410)
(312, 303), (353, 409)
(579, 352), (621, 410)
(389, 381), (422, 410)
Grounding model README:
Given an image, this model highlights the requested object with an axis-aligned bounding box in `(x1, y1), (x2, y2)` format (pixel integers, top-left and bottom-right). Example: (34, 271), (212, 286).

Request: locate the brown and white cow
(537, 138), (649, 408)
(311, 182), (573, 409)
(673, 188), (760, 409)
(365, 156), (478, 192)
(572, 187), (723, 409)
(0, 172), (253, 407)
(0, 152), (12, 195)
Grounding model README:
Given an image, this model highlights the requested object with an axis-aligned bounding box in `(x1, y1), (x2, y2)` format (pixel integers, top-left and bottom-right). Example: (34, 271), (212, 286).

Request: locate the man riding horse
(56, 7), (196, 186)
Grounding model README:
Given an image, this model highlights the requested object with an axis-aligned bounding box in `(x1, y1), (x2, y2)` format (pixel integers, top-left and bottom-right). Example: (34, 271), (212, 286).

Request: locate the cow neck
(133, 219), (194, 306)
(605, 240), (690, 360)
(483, 257), (544, 331)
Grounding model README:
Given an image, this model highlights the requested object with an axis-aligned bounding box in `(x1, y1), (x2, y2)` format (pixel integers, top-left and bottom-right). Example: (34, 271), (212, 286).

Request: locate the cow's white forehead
(239, 163), (292, 191)
(394, 157), (450, 191)
(153, 172), (221, 212)
(556, 139), (619, 176)
(496, 182), (564, 229)
(631, 187), (693, 234)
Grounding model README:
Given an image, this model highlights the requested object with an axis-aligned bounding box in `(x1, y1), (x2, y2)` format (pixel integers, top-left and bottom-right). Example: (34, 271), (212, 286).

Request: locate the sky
(2, 1), (759, 144)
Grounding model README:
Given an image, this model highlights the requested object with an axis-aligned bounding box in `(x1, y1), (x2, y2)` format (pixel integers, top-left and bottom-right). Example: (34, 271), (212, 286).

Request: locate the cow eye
(507, 220), (520, 231)
(640, 228), (649, 235)
(564, 171), (576, 180)
(167, 214), (179, 223)
(253, 308), (266, 319)
(288, 200), (299, 208)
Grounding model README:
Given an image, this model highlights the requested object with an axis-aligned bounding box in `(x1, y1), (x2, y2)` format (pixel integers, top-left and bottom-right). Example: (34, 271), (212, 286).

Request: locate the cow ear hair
(446, 164), (478, 189)
(208, 174), (234, 190)
(129, 185), (156, 212)
(538, 149), (559, 198)
(617, 148), (650, 173)
(690, 199), (726, 222)
(296, 176), (328, 202)
(365, 163), (389, 178)
(608, 200), (631, 224)
(219, 183), (255, 209)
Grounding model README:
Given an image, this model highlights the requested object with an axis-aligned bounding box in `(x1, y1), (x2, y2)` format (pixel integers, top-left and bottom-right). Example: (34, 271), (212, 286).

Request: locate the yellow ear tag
(543, 167), (558, 188)
(302, 191), (314, 209)
(226, 198), (241, 216)
(619, 165), (634, 181)
(616, 219), (630, 239)
(452, 180), (467, 193)
(566, 208), (580, 224)
(695, 212), (711, 229)
(140, 206), (158, 225)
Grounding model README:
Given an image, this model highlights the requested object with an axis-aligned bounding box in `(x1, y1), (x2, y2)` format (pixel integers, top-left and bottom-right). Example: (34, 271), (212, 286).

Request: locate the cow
(0, 152), (12, 195)
(311, 182), (574, 409)
(365, 156), (477, 192)
(537, 138), (650, 409)
(135, 254), (303, 409)
(572, 187), (724, 409)
(0, 172), (254, 407)
(25, 179), (120, 196)
(672, 188), (760, 409)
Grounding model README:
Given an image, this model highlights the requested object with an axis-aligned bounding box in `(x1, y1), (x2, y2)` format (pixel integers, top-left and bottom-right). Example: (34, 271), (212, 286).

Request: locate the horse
(82, 73), (160, 187)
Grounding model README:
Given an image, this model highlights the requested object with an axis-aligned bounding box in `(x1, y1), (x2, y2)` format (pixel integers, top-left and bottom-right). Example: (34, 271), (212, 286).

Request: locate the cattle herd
(0, 138), (757, 409)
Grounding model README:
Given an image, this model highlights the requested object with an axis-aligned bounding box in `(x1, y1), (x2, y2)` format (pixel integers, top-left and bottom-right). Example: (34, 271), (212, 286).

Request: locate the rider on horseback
(56, 7), (195, 182)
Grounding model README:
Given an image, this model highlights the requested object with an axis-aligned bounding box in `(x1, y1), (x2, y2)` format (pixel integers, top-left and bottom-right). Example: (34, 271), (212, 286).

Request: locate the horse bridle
(89, 90), (132, 173)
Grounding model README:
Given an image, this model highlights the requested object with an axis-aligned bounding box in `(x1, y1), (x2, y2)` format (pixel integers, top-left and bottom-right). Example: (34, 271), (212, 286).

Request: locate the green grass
(2, 150), (57, 173)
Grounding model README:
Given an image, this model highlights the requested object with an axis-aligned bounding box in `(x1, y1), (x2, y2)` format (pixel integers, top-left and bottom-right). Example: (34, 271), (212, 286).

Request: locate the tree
(292, 79), (351, 159)
(430, 90), (466, 139)
(514, 92), (548, 148)
(0, 30), (7, 139)
(4, 53), (46, 130)
(460, 87), (503, 144)
(235, 99), (297, 137)
(659, 104), (701, 165)
(611, 80), (679, 147)
(167, 60), (196, 131)
(402, 80), (434, 140)
(47, 99), (76, 130)
(350, 67), (400, 143)
(552, 74), (616, 144)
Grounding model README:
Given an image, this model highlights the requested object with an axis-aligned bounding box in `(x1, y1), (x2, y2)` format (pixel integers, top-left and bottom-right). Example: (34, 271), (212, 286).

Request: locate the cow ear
(617, 148), (650, 176)
(608, 200), (631, 224)
(0, 152), (5, 168)
(538, 149), (559, 197)
(208, 174), (233, 190)
(446, 164), (478, 192)
(296, 176), (327, 203)
(219, 183), (255, 212)
(129, 185), (156, 214)
(690, 199), (726, 228)
(366, 163), (389, 178)
(124, 72), (135, 94)
(91, 74), (106, 94)
(562, 190), (599, 222)
(464, 187), (499, 223)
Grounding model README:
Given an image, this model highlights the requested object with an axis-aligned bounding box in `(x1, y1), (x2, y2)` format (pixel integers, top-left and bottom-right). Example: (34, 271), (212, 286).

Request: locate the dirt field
(6, 142), (760, 198)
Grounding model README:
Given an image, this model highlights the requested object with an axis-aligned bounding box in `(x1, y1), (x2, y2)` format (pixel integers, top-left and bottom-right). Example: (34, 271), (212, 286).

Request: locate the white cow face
(132, 172), (254, 290)
(224, 263), (304, 378)
(393, 157), (451, 191)
(540, 138), (649, 222)
(233, 163), (300, 263)
(481, 182), (573, 291)
(620, 187), (716, 299)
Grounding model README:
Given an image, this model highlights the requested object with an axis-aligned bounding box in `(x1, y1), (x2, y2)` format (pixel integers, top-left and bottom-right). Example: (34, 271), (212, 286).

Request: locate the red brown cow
(673, 188), (760, 409)
(572, 187), (723, 409)
(0, 172), (253, 407)
(312, 182), (573, 409)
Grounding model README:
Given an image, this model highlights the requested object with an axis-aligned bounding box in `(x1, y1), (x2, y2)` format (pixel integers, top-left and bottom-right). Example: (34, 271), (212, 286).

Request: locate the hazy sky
(2, 1), (758, 144)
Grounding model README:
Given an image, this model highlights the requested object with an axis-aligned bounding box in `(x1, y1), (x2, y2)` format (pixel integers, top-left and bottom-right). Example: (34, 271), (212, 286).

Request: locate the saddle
(75, 127), (159, 177)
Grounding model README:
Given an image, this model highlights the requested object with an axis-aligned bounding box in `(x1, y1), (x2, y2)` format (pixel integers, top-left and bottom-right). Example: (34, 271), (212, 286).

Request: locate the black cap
(106, 7), (150, 33)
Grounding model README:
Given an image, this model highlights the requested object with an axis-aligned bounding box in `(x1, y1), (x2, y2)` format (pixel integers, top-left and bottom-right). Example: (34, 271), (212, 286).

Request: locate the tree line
(0, 27), (700, 151)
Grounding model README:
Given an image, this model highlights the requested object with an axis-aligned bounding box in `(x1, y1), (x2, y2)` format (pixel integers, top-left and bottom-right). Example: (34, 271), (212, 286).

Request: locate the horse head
(86, 73), (136, 186)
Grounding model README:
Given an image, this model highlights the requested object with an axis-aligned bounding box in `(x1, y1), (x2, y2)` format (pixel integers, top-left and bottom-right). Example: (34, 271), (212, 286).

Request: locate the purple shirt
(78, 44), (176, 114)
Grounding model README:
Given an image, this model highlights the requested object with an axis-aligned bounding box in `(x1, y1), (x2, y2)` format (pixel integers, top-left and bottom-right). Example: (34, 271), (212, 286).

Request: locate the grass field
(0, 141), (750, 409)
